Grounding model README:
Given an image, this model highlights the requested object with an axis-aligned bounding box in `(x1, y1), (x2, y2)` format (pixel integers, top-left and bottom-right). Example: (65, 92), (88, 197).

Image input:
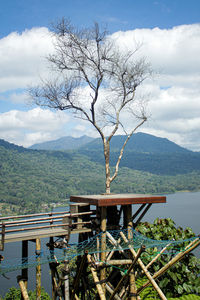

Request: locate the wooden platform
(70, 193), (166, 207)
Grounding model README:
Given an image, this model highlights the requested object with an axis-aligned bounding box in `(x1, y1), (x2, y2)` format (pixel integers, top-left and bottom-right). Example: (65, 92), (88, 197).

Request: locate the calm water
(0, 191), (199, 296)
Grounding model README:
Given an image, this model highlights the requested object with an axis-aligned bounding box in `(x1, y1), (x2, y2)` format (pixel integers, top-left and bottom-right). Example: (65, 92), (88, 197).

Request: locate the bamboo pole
(137, 238), (200, 294)
(106, 232), (124, 253)
(36, 238), (41, 300)
(106, 283), (121, 300)
(18, 277), (30, 300)
(87, 254), (106, 300)
(109, 246), (145, 300)
(144, 243), (171, 271)
(100, 206), (107, 293)
(96, 259), (133, 266)
(120, 231), (168, 300)
(126, 204), (137, 300)
(62, 251), (70, 300)
(106, 237), (122, 261)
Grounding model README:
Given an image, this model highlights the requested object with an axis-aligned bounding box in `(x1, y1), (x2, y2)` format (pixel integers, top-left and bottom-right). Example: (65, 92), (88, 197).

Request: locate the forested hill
(0, 137), (200, 215)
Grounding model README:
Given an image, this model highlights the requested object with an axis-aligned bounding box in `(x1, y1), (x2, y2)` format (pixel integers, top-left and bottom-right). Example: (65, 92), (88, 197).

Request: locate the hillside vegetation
(0, 134), (200, 215)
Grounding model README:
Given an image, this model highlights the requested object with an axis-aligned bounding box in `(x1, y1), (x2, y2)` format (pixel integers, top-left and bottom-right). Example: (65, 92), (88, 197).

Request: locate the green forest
(0, 137), (200, 216)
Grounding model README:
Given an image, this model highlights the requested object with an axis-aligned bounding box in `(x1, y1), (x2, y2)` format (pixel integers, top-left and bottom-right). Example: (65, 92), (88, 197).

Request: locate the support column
(21, 240), (28, 300)
(49, 237), (56, 300)
(100, 206), (107, 293)
(36, 238), (41, 300)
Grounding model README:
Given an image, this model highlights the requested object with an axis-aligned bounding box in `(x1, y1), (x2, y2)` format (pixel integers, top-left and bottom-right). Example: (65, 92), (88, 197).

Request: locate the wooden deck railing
(0, 203), (94, 248)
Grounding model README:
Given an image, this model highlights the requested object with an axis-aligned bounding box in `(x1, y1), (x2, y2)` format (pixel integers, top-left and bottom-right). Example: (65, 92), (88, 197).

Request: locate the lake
(0, 191), (199, 297)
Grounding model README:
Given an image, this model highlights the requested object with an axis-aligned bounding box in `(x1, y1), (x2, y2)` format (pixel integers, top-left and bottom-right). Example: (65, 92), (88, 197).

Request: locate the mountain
(29, 135), (94, 150)
(80, 132), (191, 154)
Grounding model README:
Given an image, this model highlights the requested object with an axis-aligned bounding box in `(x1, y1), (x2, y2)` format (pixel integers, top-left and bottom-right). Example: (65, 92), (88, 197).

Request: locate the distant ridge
(29, 132), (191, 153)
(29, 135), (94, 150)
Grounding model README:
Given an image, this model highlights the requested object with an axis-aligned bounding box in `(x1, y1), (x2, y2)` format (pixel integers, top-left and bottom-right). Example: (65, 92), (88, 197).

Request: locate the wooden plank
(70, 194), (166, 207)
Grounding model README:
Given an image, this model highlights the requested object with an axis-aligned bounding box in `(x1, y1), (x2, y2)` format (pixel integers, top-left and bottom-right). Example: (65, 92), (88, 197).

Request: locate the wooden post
(0, 222), (5, 251)
(100, 206), (107, 293)
(21, 240), (28, 299)
(36, 238), (41, 300)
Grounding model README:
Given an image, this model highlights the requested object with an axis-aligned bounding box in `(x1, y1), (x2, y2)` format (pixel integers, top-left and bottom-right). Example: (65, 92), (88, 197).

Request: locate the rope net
(0, 228), (198, 275)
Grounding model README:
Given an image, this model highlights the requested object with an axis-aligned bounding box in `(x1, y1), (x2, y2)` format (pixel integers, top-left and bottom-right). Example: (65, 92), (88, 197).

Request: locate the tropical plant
(136, 218), (200, 298)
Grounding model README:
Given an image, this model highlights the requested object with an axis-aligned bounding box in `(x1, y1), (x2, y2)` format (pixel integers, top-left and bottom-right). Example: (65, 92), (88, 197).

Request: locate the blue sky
(1, 0), (200, 36)
(0, 0), (200, 149)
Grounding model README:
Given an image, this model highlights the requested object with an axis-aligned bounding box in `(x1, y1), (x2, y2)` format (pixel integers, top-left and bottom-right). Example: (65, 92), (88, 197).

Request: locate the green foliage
(1, 287), (51, 300)
(136, 219), (200, 298)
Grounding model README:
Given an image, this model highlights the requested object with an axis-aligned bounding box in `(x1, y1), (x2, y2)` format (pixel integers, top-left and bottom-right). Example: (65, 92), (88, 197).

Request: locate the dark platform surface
(70, 193), (166, 207)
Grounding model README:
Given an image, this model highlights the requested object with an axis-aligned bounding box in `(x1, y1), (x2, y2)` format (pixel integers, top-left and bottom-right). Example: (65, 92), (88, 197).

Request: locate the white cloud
(0, 108), (69, 147)
(0, 27), (54, 92)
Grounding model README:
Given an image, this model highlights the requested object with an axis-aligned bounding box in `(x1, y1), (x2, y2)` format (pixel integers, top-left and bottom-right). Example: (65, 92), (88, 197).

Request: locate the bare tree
(30, 19), (151, 194)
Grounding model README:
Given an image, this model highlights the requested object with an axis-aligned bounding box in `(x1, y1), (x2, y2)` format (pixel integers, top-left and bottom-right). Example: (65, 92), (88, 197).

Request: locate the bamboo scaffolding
(137, 238), (200, 294)
(87, 254), (106, 300)
(120, 231), (167, 300)
(109, 245), (145, 300)
(100, 207), (107, 293)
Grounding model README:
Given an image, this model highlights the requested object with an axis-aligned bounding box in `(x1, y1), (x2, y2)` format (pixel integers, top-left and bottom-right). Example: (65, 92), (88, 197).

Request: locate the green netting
(0, 228), (198, 275)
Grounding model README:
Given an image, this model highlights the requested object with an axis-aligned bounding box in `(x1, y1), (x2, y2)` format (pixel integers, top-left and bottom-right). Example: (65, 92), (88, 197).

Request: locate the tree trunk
(104, 139), (111, 194)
